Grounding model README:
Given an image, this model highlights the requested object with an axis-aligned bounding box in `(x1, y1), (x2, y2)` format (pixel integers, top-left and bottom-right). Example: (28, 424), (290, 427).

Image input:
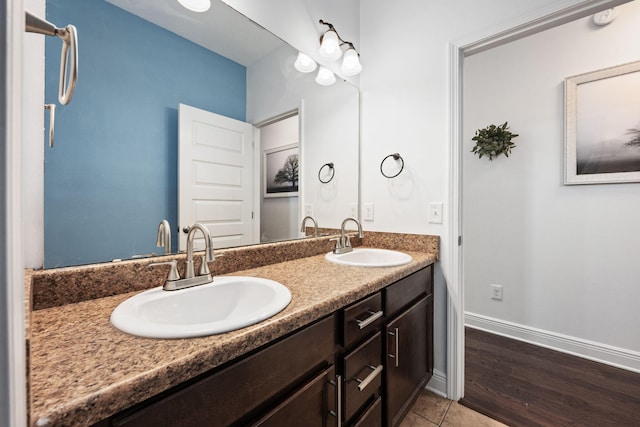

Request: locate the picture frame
(564, 60), (640, 185)
(264, 143), (299, 198)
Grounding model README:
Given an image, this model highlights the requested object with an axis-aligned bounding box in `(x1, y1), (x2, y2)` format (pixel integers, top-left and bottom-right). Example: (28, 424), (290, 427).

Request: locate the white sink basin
(325, 248), (412, 267)
(110, 276), (291, 339)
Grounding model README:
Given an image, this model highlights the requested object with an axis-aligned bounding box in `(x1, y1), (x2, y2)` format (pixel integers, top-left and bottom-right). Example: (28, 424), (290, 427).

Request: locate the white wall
(224, 0), (610, 391)
(464, 1), (640, 369)
(359, 0), (600, 383)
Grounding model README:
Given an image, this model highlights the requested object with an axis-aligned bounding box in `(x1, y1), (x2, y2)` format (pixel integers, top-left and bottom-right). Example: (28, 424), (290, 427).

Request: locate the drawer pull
(388, 328), (399, 368)
(328, 374), (342, 424)
(357, 310), (383, 330)
(354, 364), (383, 392)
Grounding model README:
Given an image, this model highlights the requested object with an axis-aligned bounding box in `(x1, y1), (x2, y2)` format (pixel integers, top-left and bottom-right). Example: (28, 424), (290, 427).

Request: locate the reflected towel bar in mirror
(318, 162), (335, 183)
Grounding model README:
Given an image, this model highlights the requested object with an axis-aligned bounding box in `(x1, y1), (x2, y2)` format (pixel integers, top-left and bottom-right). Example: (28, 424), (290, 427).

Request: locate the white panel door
(178, 104), (256, 251)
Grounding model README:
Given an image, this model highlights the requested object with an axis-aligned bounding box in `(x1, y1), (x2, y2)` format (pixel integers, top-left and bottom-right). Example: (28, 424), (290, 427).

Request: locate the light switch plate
(428, 202), (443, 224)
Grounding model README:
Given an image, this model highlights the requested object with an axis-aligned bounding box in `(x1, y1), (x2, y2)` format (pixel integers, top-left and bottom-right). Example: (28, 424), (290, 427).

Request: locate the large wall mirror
(44, 0), (359, 268)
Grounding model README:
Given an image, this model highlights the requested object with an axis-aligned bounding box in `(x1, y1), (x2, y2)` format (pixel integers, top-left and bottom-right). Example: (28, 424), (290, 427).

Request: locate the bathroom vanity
(27, 234), (438, 427)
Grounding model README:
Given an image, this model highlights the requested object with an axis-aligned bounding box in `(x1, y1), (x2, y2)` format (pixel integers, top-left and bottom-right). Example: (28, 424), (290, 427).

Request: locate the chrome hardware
(388, 328), (399, 368)
(328, 374), (342, 424)
(356, 310), (383, 330)
(156, 220), (171, 255)
(45, 104), (55, 148)
(26, 11), (78, 105)
(300, 215), (318, 237)
(153, 223), (215, 291)
(354, 364), (383, 392)
(198, 255), (211, 276)
(185, 223), (214, 279)
(333, 217), (364, 254)
(149, 260), (181, 288)
(182, 226), (191, 234)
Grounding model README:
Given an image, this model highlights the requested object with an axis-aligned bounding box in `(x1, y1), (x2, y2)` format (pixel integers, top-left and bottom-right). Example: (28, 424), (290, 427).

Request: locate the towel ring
(318, 162), (335, 183)
(380, 153), (404, 178)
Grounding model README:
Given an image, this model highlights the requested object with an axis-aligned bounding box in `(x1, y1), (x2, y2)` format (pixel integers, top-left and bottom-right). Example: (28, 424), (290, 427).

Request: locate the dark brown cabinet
(100, 265), (434, 427)
(384, 296), (433, 427)
(382, 266), (434, 427)
(110, 315), (338, 427)
(252, 365), (338, 427)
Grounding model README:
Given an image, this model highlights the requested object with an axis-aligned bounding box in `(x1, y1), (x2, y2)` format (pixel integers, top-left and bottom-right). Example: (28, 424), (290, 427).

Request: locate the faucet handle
(330, 237), (344, 253)
(199, 255), (211, 276)
(149, 260), (180, 281)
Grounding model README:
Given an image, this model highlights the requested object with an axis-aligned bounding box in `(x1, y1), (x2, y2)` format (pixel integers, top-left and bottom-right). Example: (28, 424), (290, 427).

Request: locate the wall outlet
(364, 203), (374, 221)
(304, 204), (313, 216)
(428, 202), (443, 224)
(490, 284), (503, 301)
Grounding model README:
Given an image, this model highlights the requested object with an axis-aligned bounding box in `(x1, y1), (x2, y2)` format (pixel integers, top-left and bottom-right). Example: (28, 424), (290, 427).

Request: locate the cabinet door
(253, 365), (338, 427)
(384, 296), (431, 427)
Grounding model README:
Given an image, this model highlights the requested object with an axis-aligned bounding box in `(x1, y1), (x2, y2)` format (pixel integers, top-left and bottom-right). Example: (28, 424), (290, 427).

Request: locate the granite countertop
(29, 250), (436, 426)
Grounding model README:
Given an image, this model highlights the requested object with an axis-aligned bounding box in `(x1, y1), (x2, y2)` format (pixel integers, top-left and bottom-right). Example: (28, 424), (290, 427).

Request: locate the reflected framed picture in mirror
(564, 60), (640, 185)
(264, 144), (299, 197)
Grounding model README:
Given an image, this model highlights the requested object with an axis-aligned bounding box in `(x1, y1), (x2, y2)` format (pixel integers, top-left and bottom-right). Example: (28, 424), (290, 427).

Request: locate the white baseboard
(465, 312), (640, 374)
(425, 369), (447, 398)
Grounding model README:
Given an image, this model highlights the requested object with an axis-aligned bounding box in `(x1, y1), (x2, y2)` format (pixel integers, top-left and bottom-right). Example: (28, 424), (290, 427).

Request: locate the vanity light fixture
(177, 0), (211, 13)
(315, 66), (336, 86)
(318, 19), (362, 76)
(294, 52), (317, 73)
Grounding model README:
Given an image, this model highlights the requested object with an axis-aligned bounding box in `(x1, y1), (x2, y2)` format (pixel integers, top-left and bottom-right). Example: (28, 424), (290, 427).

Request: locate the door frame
(3, 0), (27, 425)
(446, 0), (629, 400)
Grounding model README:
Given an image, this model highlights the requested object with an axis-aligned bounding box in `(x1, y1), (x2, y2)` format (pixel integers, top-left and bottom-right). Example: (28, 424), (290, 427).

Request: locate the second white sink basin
(325, 248), (412, 267)
(110, 276), (291, 339)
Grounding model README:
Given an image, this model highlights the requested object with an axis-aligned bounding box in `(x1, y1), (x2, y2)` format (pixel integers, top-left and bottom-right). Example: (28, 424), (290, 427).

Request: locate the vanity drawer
(343, 292), (383, 349)
(343, 332), (382, 424)
(353, 396), (382, 427)
(112, 315), (337, 427)
(385, 266), (432, 318)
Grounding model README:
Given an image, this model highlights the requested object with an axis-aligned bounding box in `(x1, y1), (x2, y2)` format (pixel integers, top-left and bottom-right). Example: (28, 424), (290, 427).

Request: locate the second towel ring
(318, 162), (335, 183)
(380, 153), (404, 178)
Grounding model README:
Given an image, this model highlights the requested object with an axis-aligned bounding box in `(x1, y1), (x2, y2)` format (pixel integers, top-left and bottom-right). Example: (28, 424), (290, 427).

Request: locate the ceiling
(105, 0), (285, 66)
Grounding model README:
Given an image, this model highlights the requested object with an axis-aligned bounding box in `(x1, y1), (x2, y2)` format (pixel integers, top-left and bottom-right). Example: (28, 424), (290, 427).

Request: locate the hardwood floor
(461, 327), (640, 427)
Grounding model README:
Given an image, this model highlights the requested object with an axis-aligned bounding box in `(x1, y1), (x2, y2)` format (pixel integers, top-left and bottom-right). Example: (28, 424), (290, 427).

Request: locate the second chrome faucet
(332, 217), (364, 254)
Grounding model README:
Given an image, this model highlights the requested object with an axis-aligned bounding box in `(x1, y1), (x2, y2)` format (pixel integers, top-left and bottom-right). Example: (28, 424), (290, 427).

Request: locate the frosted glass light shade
(294, 52), (317, 73)
(340, 48), (362, 76)
(319, 30), (342, 61)
(315, 66), (336, 86)
(177, 0), (211, 12)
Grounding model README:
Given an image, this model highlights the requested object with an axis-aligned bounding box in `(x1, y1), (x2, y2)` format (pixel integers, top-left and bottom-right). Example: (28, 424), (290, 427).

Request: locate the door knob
(182, 226), (191, 234)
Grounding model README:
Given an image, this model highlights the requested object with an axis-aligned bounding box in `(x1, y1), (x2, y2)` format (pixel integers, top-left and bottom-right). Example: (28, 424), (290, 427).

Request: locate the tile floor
(400, 391), (508, 427)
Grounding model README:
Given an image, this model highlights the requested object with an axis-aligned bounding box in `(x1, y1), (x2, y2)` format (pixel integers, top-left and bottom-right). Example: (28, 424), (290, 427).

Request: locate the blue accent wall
(44, 0), (246, 267)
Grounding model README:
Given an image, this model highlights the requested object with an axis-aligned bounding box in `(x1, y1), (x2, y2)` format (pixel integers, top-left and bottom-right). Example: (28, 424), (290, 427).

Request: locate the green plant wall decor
(471, 122), (519, 160)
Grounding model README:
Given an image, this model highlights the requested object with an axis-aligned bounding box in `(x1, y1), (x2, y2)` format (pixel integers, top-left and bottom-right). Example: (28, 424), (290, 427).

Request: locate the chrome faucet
(150, 222), (215, 291)
(156, 219), (171, 255)
(300, 215), (318, 237)
(332, 217), (364, 254)
(185, 223), (215, 279)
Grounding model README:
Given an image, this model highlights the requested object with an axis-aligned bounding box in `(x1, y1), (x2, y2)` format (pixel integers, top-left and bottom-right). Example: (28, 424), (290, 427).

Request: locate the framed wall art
(264, 143), (299, 197)
(564, 60), (640, 184)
